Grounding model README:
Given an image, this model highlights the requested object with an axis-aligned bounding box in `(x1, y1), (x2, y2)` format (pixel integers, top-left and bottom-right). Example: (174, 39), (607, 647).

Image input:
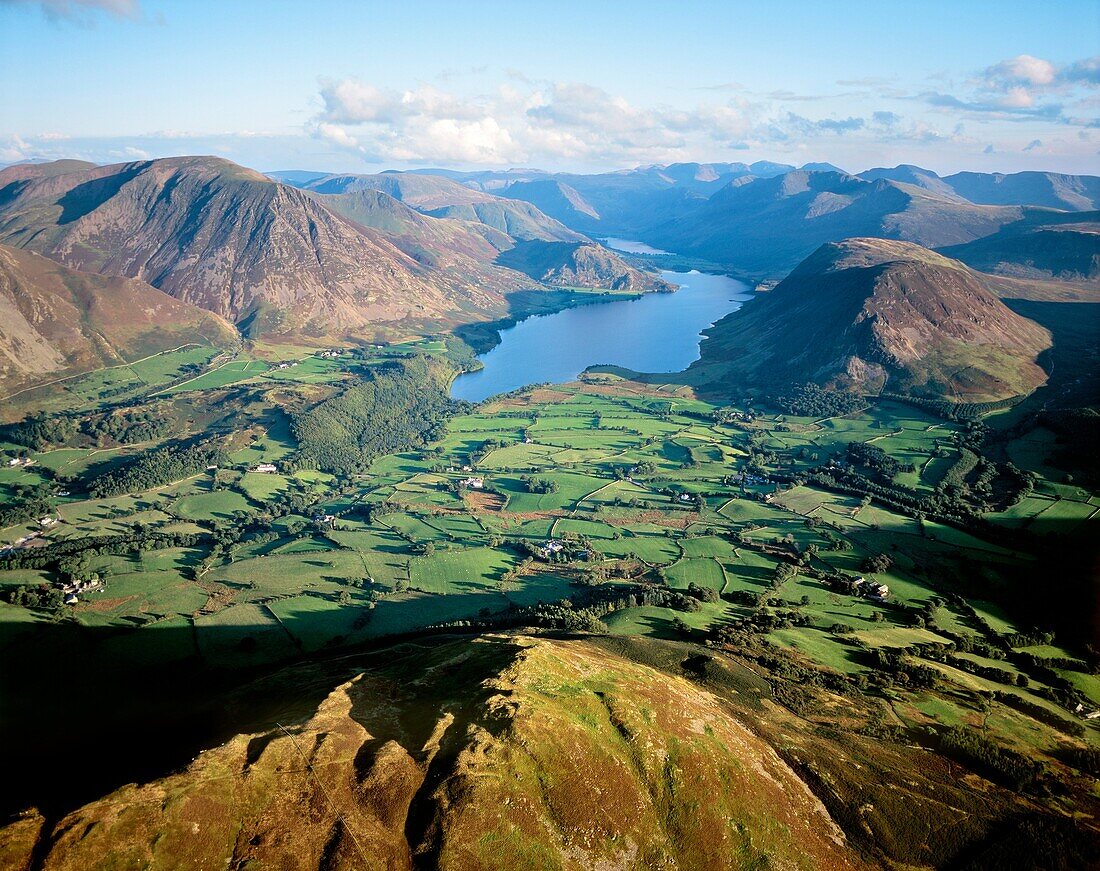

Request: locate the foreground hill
(0, 636), (867, 870)
(0, 243), (234, 392)
(646, 170), (1033, 276)
(689, 238), (1052, 402)
(0, 157), (528, 338)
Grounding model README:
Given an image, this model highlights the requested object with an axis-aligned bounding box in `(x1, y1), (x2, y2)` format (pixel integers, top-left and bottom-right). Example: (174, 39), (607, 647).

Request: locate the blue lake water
(600, 237), (673, 255)
(450, 267), (751, 402)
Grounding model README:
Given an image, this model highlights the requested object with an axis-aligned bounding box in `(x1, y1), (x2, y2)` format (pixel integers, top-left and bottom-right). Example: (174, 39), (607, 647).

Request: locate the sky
(1, 0), (1098, 176)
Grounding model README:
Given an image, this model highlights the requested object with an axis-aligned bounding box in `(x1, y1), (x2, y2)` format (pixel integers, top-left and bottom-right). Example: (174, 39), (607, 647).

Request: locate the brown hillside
(690, 238), (1052, 402)
(0, 243), (235, 393)
(0, 158), (523, 338)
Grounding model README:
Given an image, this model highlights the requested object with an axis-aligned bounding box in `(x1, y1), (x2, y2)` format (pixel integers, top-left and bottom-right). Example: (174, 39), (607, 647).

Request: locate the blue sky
(1, 0), (1098, 174)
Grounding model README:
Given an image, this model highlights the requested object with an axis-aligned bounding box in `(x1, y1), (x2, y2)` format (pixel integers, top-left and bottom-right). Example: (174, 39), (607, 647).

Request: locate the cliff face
(0, 243), (235, 391)
(690, 238), (1052, 402)
(5, 636), (864, 871)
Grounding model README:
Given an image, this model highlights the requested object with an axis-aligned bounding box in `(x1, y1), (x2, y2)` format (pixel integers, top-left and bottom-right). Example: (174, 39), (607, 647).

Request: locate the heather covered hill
(3, 636), (867, 871)
(646, 170), (1033, 277)
(0, 157), (525, 338)
(688, 238), (1052, 402)
(0, 243), (234, 392)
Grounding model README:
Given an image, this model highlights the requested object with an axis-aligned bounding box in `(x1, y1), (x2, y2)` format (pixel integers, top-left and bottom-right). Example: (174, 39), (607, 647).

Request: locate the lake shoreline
(451, 262), (752, 402)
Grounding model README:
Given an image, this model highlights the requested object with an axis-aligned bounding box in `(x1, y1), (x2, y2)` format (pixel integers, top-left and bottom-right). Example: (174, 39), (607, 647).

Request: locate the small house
(540, 539), (565, 558)
(461, 477), (484, 489)
(253, 463), (278, 473)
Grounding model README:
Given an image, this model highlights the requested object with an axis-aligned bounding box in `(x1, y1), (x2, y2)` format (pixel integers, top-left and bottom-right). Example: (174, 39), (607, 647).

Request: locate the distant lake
(602, 237), (673, 255)
(451, 263), (751, 402)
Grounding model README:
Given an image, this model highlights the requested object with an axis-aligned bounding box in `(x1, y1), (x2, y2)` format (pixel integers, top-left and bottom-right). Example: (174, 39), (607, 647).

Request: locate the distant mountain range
(688, 238), (1053, 402)
(327, 162), (1097, 279)
(1, 155), (1094, 399)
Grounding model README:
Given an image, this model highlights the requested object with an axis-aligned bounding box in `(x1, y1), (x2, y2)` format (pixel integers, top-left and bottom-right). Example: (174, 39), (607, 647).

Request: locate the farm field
(2, 357), (1098, 810)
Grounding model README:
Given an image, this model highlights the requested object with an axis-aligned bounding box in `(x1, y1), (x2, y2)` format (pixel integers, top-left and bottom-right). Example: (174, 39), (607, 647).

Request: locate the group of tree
(85, 440), (226, 498)
(290, 357), (459, 476)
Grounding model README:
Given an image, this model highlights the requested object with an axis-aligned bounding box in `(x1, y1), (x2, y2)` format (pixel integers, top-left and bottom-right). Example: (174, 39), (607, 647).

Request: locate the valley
(0, 159), (1097, 871)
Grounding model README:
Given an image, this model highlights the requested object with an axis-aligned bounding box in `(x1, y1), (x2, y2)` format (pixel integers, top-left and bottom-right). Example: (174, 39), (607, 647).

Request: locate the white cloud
(984, 55), (1057, 89)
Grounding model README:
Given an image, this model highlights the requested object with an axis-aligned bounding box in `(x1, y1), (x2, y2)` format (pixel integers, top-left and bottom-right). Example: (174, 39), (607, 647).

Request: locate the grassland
(2, 339), (1098, 852)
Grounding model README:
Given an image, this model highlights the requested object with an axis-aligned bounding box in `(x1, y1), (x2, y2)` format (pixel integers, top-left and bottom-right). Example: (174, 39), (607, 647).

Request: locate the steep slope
(497, 178), (600, 226)
(315, 186), (666, 292)
(689, 238), (1052, 402)
(648, 170), (1032, 276)
(943, 170), (1100, 211)
(496, 240), (675, 292)
(0, 243), (235, 392)
(301, 171), (585, 242)
(940, 212), (1100, 282)
(314, 188), (514, 262)
(7, 636), (865, 871)
(0, 157), (520, 339)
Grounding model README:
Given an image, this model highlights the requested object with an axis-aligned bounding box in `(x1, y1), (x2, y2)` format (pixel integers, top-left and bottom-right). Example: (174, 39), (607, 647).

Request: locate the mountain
(0, 243), (234, 392)
(858, 164), (966, 201)
(400, 164), (742, 234)
(940, 212), (1100, 283)
(497, 179), (600, 226)
(801, 162), (847, 173)
(688, 238), (1052, 402)
(312, 187), (513, 261)
(496, 240), (675, 292)
(647, 170), (1032, 276)
(264, 169), (331, 186)
(942, 171), (1100, 211)
(299, 171), (585, 242)
(2, 636), (865, 870)
(0, 157), (542, 339)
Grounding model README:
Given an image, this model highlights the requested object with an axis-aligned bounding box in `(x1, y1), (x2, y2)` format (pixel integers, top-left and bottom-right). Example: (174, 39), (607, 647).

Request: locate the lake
(451, 264), (751, 402)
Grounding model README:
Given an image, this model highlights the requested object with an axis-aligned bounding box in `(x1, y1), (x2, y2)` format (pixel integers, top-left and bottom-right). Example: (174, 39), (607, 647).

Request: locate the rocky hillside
(0, 158), (527, 339)
(689, 238), (1052, 402)
(0, 243), (234, 392)
(1, 636), (865, 871)
(496, 240), (675, 292)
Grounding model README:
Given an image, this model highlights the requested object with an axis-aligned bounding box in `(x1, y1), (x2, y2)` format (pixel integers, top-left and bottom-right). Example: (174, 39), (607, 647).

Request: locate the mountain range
(0, 158), (665, 351)
(0, 154), (1095, 400)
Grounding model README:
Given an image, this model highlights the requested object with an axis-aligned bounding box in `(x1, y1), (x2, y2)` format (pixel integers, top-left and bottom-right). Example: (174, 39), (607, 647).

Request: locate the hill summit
(690, 238), (1052, 402)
